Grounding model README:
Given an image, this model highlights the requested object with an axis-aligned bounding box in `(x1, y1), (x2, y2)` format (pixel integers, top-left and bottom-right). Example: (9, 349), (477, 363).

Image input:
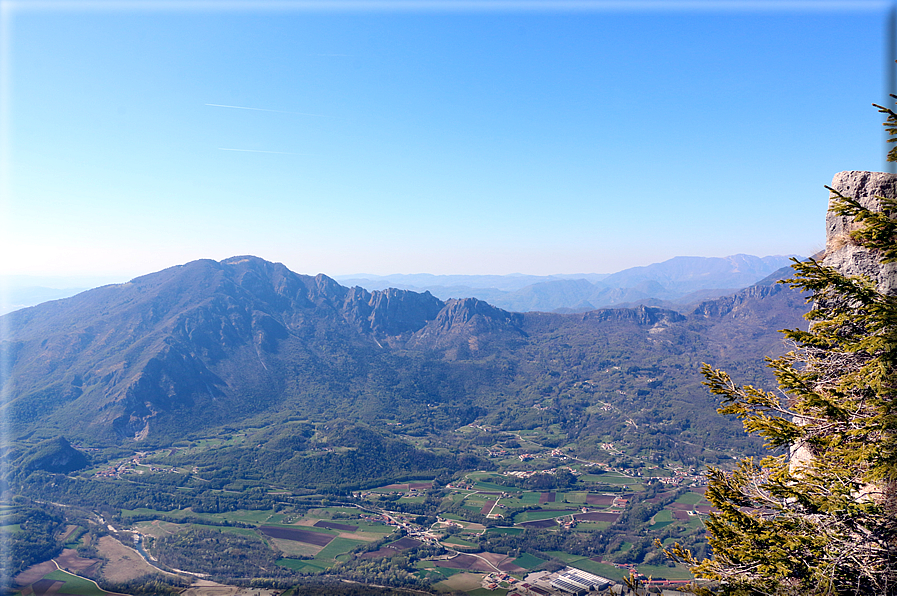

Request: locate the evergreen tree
(662, 101), (897, 594)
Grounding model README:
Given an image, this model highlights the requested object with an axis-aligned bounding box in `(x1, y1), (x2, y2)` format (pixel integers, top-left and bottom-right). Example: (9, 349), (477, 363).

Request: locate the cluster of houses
(93, 454), (179, 479)
(487, 447), (567, 461)
(481, 571), (519, 591)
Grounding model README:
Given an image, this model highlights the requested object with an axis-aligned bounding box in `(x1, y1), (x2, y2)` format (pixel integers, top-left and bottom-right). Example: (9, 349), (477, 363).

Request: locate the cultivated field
(96, 536), (170, 582)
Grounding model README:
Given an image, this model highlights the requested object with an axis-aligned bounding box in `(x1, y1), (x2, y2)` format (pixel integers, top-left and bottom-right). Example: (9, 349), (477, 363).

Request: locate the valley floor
(9, 429), (712, 596)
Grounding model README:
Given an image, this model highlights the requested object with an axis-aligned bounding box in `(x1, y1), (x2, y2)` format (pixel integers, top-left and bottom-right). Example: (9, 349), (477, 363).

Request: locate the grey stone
(824, 170), (897, 294)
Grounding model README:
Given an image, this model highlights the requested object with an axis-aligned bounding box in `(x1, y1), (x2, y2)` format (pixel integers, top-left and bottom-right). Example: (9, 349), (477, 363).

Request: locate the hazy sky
(1, 0), (892, 279)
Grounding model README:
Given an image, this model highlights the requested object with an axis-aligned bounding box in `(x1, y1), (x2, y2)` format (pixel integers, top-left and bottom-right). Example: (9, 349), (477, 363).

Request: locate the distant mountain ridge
(336, 254), (800, 313)
(1, 256), (525, 443)
(1, 255), (808, 454)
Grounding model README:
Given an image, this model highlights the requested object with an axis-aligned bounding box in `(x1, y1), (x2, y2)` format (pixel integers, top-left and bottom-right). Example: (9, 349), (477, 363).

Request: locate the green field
(517, 492), (541, 504)
(315, 537), (367, 561)
(574, 558), (630, 579)
(417, 566), (462, 581)
(544, 550), (580, 563)
(443, 536), (478, 547)
(203, 509), (282, 524)
(354, 524), (392, 535)
(512, 553), (546, 569)
(538, 553), (626, 580)
(466, 472), (500, 480)
(472, 481), (513, 492)
(40, 570), (107, 596)
(262, 513), (297, 525)
(514, 509), (572, 522)
(568, 560), (626, 581)
(675, 491), (703, 505)
(306, 507), (359, 517)
(649, 509), (674, 530)
(487, 527), (523, 535)
(277, 558), (330, 573)
(685, 515), (705, 529)
(574, 521), (610, 531)
(582, 473), (638, 484)
(190, 523), (261, 538)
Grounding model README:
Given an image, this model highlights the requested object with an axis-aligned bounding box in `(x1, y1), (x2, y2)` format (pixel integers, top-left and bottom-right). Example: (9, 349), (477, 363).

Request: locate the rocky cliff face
(691, 282), (790, 319)
(789, 172), (897, 497)
(825, 171), (897, 293)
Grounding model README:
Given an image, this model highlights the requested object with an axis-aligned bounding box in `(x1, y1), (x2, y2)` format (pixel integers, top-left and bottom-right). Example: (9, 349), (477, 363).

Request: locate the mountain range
(1, 255), (809, 467)
(0, 254), (797, 317)
(337, 254), (800, 313)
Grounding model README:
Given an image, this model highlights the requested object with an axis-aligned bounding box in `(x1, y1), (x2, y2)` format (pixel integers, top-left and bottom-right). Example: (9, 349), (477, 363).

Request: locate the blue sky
(1, 0), (892, 279)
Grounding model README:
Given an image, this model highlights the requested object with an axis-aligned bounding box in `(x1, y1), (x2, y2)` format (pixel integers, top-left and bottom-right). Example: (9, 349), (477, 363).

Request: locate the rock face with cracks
(825, 170), (897, 292)
(791, 170), (897, 495)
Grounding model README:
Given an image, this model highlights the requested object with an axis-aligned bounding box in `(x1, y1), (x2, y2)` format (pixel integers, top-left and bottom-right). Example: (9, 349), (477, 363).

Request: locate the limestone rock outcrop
(791, 171), (897, 501)
(825, 170), (897, 293)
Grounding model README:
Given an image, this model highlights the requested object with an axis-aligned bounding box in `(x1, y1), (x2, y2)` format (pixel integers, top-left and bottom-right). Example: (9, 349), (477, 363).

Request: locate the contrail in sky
(206, 103), (325, 117)
(218, 147), (306, 155)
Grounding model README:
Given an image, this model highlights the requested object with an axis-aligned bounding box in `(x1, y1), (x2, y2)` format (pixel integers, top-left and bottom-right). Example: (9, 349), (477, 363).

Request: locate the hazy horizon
(0, 250), (803, 291)
(1, 1), (889, 279)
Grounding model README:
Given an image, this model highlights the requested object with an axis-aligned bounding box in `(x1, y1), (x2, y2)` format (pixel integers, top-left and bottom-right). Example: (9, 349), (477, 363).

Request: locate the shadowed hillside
(2, 256), (808, 464)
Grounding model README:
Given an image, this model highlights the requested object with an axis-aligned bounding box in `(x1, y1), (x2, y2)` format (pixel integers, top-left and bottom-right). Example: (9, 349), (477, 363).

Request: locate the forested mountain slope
(1, 256), (807, 464)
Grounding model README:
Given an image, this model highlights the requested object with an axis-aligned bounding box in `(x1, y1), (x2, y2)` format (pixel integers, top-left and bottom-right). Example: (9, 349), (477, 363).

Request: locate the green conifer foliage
(662, 101), (897, 595)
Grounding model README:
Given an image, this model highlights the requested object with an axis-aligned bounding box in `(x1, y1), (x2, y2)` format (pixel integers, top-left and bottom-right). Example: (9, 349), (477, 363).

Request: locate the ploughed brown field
(258, 526), (334, 546)
(434, 554), (495, 573)
(585, 494), (616, 506)
(519, 519), (557, 529)
(390, 537), (422, 550)
(435, 552), (526, 574)
(313, 520), (358, 532)
(539, 492), (556, 504)
(480, 551), (527, 574)
(14, 561), (57, 586)
(480, 500), (496, 514)
(360, 537), (422, 559)
(27, 579), (66, 595)
(673, 510), (691, 521)
(56, 548), (102, 575)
